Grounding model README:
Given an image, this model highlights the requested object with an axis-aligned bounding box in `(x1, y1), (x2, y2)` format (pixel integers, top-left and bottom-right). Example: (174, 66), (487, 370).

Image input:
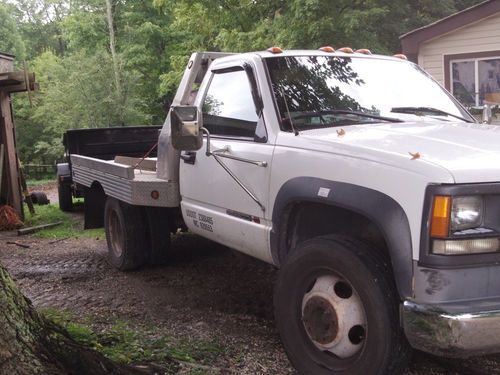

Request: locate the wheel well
(84, 181), (106, 229)
(281, 202), (389, 262)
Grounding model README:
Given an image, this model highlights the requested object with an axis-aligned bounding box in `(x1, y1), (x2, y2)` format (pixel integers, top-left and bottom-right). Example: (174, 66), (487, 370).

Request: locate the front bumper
(403, 300), (500, 357)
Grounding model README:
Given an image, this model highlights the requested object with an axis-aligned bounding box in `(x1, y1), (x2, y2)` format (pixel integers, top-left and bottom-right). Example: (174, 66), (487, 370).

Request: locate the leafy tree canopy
(1, 0), (485, 164)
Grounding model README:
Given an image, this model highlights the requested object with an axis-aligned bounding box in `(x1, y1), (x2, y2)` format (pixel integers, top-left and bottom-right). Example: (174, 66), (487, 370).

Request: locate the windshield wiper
(293, 110), (403, 124)
(391, 106), (474, 123)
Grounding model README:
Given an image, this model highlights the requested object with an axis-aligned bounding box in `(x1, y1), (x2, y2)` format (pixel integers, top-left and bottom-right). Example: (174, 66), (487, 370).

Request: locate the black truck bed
(63, 125), (162, 162)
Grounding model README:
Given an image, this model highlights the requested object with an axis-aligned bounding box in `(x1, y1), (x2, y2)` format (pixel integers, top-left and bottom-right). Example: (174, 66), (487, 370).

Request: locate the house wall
(418, 12), (500, 86)
(417, 12), (500, 125)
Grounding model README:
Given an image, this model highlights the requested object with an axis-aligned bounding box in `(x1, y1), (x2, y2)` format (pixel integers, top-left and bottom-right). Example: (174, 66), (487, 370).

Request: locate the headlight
(450, 196), (483, 231)
(430, 194), (496, 255)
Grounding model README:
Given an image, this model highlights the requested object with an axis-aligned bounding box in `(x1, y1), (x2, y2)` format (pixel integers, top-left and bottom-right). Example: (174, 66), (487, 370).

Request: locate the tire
(58, 181), (73, 212)
(274, 235), (410, 375)
(104, 197), (147, 271)
(145, 207), (171, 266)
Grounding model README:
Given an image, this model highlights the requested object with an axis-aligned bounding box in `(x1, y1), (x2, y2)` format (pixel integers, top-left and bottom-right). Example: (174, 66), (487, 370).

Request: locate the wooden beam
(0, 72), (34, 86)
(0, 72), (36, 93)
(3, 82), (38, 94)
(17, 222), (62, 236)
(0, 54), (14, 74)
(0, 91), (22, 216)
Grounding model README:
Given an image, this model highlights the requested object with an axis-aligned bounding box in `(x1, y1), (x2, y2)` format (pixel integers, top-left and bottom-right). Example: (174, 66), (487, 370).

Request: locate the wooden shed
(0, 52), (36, 220)
(400, 0), (500, 111)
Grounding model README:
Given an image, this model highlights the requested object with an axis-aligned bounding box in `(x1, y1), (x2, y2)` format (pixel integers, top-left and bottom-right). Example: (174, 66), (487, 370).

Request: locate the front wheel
(274, 235), (410, 375)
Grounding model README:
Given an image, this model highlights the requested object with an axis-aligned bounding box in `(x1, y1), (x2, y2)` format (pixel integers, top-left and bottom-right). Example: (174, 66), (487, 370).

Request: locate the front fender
(271, 177), (413, 299)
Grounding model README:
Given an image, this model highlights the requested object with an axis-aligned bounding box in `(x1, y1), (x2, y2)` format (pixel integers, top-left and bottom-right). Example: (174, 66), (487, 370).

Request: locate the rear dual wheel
(104, 198), (171, 271)
(105, 197), (147, 271)
(274, 235), (410, 375)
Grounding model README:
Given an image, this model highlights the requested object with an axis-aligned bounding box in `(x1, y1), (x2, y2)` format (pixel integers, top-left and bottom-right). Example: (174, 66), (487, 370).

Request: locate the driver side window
(202, 69), (258, 138)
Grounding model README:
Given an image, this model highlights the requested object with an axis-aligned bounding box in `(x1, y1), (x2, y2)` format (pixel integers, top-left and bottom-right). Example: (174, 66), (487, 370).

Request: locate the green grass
(41, 309), (224, 372)
(26, 178), (56, 187)
(23, 204), (104, 239)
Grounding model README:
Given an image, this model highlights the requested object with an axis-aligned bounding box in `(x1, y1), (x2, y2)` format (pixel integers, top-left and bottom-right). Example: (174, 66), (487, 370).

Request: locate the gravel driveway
(1, 221), (500, 374)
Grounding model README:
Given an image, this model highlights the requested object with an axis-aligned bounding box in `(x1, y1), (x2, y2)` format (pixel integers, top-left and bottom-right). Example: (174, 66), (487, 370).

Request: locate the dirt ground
(1, 188), (500, 373)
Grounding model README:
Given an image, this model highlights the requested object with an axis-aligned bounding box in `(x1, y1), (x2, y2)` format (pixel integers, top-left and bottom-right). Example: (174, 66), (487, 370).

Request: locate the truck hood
(296, 121), (500, 183)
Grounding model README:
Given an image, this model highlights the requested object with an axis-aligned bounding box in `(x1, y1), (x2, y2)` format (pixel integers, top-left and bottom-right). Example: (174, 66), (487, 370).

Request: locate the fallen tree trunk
(0, 264), (142, 375)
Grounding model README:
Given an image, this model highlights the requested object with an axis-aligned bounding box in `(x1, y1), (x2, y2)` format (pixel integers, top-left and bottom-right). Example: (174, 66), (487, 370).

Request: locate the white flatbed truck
(72, 48), (500, 374)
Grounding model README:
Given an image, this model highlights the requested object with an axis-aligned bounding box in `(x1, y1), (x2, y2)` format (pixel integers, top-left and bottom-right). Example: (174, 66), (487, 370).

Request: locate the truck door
(179, 65), (274, 263)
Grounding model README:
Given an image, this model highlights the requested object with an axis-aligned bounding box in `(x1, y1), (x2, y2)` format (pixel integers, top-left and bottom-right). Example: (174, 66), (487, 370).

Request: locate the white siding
(418, 12), (500, 86)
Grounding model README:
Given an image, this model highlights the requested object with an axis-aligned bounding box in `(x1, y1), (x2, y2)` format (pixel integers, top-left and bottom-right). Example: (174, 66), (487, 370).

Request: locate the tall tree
(105, 0), (123, 122)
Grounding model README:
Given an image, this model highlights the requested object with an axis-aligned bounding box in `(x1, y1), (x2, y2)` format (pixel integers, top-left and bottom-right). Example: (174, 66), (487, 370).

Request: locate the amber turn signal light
(267, 46), (283, 54)
(393, 54), (408, 60)
(338, 47), (353, 53)
(355, 49), (372, 55)
(431, 196), (451, 238)
(319, 46), (335, 52)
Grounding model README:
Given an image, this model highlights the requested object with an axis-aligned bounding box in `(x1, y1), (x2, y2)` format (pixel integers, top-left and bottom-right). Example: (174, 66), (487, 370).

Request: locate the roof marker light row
(266, 46), (407, 60)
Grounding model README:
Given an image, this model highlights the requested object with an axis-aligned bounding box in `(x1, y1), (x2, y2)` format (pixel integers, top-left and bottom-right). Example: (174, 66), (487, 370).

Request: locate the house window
(451, 56), (500, 107)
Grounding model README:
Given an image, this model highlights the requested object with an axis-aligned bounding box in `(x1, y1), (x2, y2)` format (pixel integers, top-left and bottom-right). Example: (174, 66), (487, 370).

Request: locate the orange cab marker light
(393, 54), (407, 60)
(431, 196), (451, 238)
(319, 46), (335, 53)
(338, 47), (353, 53)
(355, 48), (372, 55)
(267, 46), (283, 54)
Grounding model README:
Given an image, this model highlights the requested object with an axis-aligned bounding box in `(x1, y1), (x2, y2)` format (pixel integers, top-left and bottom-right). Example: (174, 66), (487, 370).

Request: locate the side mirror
(482, 103), (493, 124)
(170, 106), (203, 150)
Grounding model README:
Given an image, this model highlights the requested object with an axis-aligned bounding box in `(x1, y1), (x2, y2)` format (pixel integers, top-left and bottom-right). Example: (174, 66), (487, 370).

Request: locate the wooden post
(0, 91), (22, 216)
(0, 144), (4, 198)
(0, 52), (36, 220)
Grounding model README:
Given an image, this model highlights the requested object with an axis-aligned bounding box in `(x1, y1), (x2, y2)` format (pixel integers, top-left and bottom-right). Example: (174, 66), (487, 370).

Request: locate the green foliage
(0, 2), (26, 58)
(41, 308), (224, 370)
(26, 178), (56, 187)
(4, 0), (486, 165)
(23, 204), (104, 239)
(62, 3), (107, 52)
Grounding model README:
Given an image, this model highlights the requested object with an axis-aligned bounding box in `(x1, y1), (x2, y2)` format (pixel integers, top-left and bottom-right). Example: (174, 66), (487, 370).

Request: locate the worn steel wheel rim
(108, 209), (124, 258)
(301, 273), (368, 359)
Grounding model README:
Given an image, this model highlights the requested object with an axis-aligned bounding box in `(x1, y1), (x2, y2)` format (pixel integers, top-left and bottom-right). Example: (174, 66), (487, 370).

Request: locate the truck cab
(72, 48), (500, 374)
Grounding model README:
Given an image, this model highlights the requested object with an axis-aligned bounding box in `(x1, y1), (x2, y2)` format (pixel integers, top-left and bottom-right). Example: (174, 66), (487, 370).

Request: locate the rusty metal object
(302, 295), (339, 344)
(301, 275), (367, 358)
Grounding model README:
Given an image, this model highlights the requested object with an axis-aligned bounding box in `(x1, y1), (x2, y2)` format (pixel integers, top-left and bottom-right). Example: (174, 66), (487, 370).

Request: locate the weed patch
(40, 309), (225, 372)
(23, 205), (103, 240)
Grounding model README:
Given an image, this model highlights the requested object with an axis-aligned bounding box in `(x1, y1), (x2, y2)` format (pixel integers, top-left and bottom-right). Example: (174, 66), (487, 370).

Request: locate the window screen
(451, 61), (475, 106)
(479, 59), (500, 105)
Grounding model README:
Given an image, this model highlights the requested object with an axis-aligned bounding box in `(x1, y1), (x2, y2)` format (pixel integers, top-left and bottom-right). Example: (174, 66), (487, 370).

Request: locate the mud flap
(84, 185), (106, 229)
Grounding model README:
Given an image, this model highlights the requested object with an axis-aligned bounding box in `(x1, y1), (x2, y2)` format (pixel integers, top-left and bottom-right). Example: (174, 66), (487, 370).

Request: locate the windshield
(265, 55), (474, 131)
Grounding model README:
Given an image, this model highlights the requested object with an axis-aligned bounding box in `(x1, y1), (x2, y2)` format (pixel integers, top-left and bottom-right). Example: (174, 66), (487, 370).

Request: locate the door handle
(212, 147), (268, 167)
(180, 151), (196, 165)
